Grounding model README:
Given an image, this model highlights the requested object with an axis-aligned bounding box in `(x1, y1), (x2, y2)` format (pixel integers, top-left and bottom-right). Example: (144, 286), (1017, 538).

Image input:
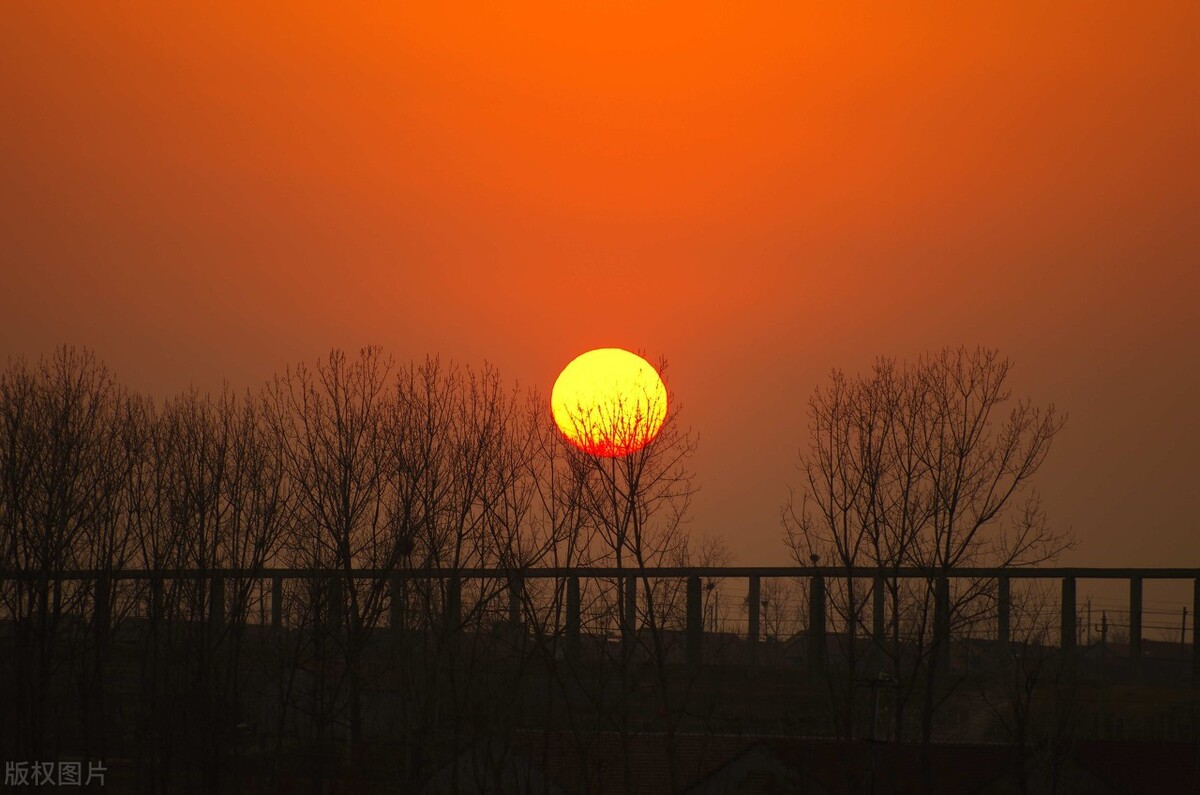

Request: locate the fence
(3, 565), (1198, 683)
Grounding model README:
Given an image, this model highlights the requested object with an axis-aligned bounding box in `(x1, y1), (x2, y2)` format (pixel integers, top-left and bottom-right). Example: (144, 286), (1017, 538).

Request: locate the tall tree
(782, 347), (1069, 785)
(264, 346), (399, 773)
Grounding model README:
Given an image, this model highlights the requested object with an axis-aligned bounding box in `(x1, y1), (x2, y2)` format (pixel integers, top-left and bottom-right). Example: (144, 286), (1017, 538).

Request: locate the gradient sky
(2, 3), (1197, 575)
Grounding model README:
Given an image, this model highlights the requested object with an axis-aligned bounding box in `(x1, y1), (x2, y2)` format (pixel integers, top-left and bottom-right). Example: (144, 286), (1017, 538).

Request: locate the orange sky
(2, 3), (1197, 573)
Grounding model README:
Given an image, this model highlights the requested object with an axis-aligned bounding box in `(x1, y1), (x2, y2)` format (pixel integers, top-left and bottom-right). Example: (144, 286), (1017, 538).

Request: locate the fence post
(1130, 576), (1143, 669)
(149, 575), (163, 625)
(565, 575), (581, 664)
(444, 575), (461, 633)
(271, 575), (283, 633)
(748, 575), (761, 672)
(622, 575), (637, 654)
(93, 574), (111, 642)
(872, 573), (885, 646)
(390, 574), (405, 635)
(1192, 578), (1199, 688)
(748, 575), (761, 644)
(508, 574), (523, 628)
(808, 572), (827, 681)
(687, 575), (702, 671)
(933, 575), (950, 675)
(209, 575), (225, 637)
(997, 575), (1011, 647)
(1061, 576), (1077, 655)
(329, 574), (343, 635)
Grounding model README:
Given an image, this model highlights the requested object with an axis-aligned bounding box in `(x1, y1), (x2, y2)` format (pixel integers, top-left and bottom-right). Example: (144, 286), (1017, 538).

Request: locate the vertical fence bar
(997, 575), (1011, 647)
(444, 576), (461, 633)
(565, 575), (581, 664)
(748, 575), (761, 672)
(508, 574), (523, 627)
(748, 575), (761, 644)
(329, 574), (343, 634)
(308, 578), (320, 632)
(1130, 576), (1143, 664)
(209, 575), (225, 636)
(872, 573), (885, 645)
(93, 574), (110, 642)
(623, 575), (637, 649)
(390, 574), (405, 634)
(150, 575), (163, 625)
(933, 575), (950, 675)
(1192, 577), (1199, 688)
(271, 575), (283, 633)
(37, 575), (49, 628)
(808, 573), (826, 681)
(1061, 576), (1077, 653)
(686, 575), (702, 671)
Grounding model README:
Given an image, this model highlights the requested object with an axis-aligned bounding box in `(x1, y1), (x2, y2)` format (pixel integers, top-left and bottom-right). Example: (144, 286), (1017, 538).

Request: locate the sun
(551, 348), (668, 457)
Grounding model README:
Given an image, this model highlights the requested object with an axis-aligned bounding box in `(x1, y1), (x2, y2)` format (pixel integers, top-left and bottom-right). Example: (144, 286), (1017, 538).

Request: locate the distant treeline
(0, 345), (699, 579)
(2, 345), (1110, 794)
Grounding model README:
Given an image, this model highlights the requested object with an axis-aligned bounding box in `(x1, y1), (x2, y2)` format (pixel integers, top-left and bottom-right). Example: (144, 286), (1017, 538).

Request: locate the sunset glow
(1, 1), (1195, 592)
(551, 348), (668, 457)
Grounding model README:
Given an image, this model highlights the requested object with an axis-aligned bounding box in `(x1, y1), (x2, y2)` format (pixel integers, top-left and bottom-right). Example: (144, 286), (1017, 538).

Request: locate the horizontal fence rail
(3, 566), (1199, 579)
(2, 565), (1198, 686)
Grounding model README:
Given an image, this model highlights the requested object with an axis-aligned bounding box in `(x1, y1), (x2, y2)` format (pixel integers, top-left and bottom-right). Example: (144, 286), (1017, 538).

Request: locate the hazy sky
(2, 3), (1197, 571)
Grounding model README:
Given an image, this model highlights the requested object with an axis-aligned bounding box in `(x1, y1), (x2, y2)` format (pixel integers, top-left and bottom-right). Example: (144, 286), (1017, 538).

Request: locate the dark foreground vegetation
(2, 346), (1196, 793)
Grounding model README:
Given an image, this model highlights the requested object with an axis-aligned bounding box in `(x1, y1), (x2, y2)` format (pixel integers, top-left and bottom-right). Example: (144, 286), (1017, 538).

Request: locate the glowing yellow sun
(551, 348), (668, 457)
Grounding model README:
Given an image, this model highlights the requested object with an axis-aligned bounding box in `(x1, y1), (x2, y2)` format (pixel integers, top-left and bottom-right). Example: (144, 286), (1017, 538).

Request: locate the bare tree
(782, 347), (1070, 787)
(262, 346), (403, 779)
(0, 346), (697, 791)
(539, 356), (702, 793)
(0, 348), (138, 764)
(107, 384), (293, 792)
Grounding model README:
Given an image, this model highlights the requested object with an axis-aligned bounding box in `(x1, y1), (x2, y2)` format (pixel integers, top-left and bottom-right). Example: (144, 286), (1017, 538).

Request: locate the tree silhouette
(782, 346), (1070, 786)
